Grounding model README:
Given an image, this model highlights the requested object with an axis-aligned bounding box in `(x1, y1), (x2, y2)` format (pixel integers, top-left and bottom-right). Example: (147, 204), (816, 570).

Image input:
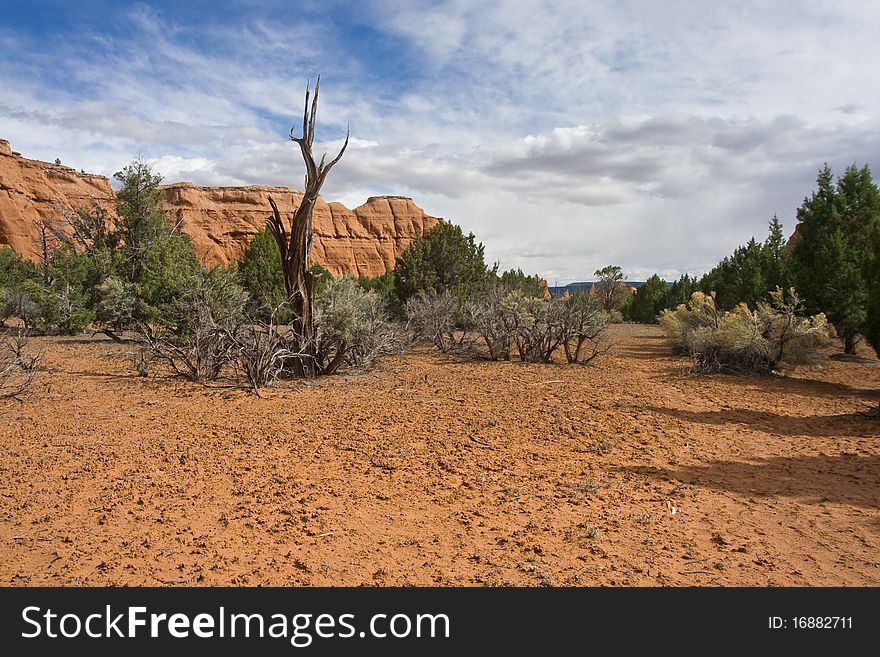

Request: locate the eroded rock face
(162, 184), (442, 277)
(0, 140), (443, 277)
(0, 140), (116, 259)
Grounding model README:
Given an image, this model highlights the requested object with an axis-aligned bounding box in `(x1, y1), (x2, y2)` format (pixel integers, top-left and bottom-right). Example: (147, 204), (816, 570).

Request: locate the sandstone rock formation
(162, 184), (442, 277)
(0, 139), (116, 259)
(0, 139), (442, 278)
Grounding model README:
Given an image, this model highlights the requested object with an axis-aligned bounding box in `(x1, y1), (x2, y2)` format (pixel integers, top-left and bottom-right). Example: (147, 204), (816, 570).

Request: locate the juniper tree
(394, 222), (493, 303)
(627, 274), (668, 323)
(114, 159), (168, 283)
(790, 164), (880, 353)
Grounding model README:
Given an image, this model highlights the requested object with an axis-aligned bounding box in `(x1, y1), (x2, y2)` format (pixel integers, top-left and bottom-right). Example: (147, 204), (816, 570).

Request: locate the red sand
(1, 324), (878, 586)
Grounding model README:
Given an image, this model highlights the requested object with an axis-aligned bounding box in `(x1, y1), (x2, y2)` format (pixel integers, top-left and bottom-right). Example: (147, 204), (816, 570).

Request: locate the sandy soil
(1, 324), (878, 586)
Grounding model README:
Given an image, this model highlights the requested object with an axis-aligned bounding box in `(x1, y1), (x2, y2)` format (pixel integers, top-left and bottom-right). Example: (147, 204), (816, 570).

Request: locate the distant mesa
(549, 281), (652, 297)
(0, 138), (442, 279)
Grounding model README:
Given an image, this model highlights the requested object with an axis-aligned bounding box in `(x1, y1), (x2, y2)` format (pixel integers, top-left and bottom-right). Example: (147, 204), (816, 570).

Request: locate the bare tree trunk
(843, 330), (858, 355)
(34, 218), (53, 284)
(267, 77), (348, 378)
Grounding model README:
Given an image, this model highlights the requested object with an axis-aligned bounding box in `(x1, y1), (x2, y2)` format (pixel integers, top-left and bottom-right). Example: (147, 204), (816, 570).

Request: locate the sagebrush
(0, 329), (39, 399)
(659, 288), (834, 374)
(407, 286), (610, 364)
(314, 276), (406, 375)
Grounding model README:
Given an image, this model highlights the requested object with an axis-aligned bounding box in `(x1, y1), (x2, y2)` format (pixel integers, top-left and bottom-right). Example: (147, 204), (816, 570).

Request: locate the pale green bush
(659, 288), (834, 374)
(314, 275), (406, 374)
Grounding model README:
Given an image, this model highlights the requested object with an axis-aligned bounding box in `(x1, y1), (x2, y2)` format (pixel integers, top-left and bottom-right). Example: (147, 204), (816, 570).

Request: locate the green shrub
(0, 247), (39, 287)
(394, 222), (494, 303)
(498, 268), (546, 298)
(626, 274), (668, 323)
(114, 159), (169, 282)
(358, 269), (400, 316)
(134, 233), (202, 325)
(0, 248), (44, 329)
(790, 164), (879, 353)
(238, 227), (287, 321)
(34, 250), (96, 334)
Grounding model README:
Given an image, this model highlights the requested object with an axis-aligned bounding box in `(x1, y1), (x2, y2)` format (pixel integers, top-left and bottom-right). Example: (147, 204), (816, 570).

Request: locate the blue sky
(2, 0), (880, 283)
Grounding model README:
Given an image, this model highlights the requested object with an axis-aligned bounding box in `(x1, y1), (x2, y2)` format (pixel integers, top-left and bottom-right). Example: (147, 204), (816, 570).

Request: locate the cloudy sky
(2, 0), (879, 283)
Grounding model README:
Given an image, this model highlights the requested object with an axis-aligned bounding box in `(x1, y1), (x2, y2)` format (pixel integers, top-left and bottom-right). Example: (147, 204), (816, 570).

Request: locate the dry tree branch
(1, 329), (39, 400)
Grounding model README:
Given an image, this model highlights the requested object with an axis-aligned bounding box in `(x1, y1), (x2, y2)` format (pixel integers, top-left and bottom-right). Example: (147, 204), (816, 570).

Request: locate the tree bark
(267, 78), (348, 377)
(843, 331), (857, 355)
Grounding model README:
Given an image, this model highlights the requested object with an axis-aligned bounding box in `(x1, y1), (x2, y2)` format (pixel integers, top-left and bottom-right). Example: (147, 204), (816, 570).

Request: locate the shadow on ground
(619, 453), (880, 509)
(641, 404), (880, 438)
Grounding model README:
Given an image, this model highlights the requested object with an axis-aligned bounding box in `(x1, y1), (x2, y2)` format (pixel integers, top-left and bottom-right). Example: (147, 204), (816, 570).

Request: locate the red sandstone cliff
(0, 139), (116, 259)
(162, 184), (442, 277)
(0, 139), (442, 278)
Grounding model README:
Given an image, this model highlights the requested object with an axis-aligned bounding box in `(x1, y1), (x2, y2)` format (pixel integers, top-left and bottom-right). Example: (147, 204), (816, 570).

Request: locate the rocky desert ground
(1, 324), (878, 586)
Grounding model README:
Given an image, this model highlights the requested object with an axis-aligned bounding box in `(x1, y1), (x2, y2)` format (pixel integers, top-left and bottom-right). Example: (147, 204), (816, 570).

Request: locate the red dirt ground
(1, 324), (878, 586)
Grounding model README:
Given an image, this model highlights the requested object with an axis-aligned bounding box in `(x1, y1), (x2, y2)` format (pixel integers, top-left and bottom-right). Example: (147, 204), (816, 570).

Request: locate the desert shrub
(138, 321), (233, 382)
(660, 288), (834, 374)
(138, 268), (246, 382)
(314, 275), (405, 374)
(230, 308), (302, 392)
(0, 329), (39, 399)
(606, 309), (625, 324)
(464, 288), (611, 364)
(405, 289), (462, 353)
(406, 285), (609, 363)
(658, 290), (719, 347)
(464, 287), (518, 360)
(1, 280), (45, 330)
(560, 293), (610, 364)
(504, 292), (566, 363)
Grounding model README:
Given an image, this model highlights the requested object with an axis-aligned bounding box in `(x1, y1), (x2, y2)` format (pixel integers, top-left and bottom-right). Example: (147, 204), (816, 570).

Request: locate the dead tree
(267, 77), (348, 377)
(33, 217), (61, 283)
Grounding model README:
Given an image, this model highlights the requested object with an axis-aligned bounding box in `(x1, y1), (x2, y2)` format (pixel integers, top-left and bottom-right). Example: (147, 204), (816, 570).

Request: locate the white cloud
(2, 1), (880, 282)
